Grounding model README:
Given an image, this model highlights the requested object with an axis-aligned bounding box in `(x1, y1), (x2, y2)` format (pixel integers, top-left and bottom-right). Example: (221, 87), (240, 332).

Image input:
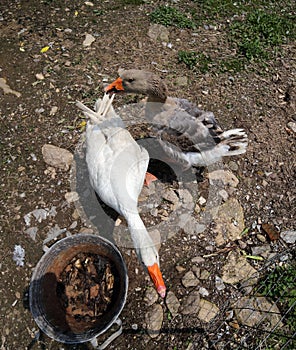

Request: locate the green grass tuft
(150, 6), (195, 29)
(230, 9), (295, 60)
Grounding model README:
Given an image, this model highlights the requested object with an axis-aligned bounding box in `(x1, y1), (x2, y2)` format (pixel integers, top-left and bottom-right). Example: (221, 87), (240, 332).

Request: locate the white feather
(77, 95), (160, 268)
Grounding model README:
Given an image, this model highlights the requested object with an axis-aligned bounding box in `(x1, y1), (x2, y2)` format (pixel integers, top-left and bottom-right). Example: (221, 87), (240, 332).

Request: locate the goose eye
(127, 78), (134, 83)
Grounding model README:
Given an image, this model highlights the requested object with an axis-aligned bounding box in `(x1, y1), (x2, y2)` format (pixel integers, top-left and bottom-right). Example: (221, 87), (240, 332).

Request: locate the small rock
(178, 189), (194, 210)
(218, 189), (229, 201)
(287, 121), (296, 133)
(13, 245), (25, 266)
(165, 291), (180, 318)
(222, 251), (257, 285)
(44, 166), (57, 179)
(49, 106), (58, 115)
(65, 191), (79, 203)
(83, 33), (96, 47)
(191, 256), (205, 264)
(150, 208), (158, 217)
(194, 203), (201, 214)
(144, 287), (159, 306)
(262, 179), (268, 187)
(175, 76), (188, 87)
(251, 244), (271, 258)
(162, 189), (179, 205)
(42, 144), (73, 171)
(180, 290), (200, 315)
(199, 287), (209, 297)
(35, 107), (45, 114)
(79, 227), (94, 234)
(72, 209), (80, 220)
(214, 198), (245, 246)
(257, 234), (266, 243)
(180, 215), (199, 236)
(182, 271), (199, 288)
(199, 269), (210, 280)
(69, 221), (77, 230)
(197, 299), (219, 323)
(43, 225), (67, 245)
(35, 73), (44, 80)
(30, 152), (37, 161)
(228, 161), (239, 171)
(48, 206), (57, 218)
(228, 76), (235, 83)
(176, 265), (186, 273)
(145, 304), (163, 339)
(33, 208), (48, 222)
(191, 265), (200, 278)
(208, 170), (239, 187)
(215, 276), (225, 291)
(24, 227), (38, 241)
(280, 230), (296, 244)
(198, 196), (207, 205)
(238, 240), (247, 249)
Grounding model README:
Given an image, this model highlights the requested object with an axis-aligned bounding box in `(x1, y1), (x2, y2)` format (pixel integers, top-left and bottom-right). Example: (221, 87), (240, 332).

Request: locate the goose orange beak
(144, 172), (158, 187)
(105, 77), (124, 94)
(147, 263), (166, 298)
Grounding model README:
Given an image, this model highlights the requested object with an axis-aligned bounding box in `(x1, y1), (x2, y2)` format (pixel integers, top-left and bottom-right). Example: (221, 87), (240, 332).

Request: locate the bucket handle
(90, 318), (123, 349)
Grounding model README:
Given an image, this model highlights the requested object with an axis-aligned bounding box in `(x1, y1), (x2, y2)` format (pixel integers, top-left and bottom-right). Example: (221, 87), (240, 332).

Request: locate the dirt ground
(0, 1), (295, 349)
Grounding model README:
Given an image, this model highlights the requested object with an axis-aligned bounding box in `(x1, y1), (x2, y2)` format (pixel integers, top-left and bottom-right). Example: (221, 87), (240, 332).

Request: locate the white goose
(76, 94), (166, 298)
(105, 69), (248, 170)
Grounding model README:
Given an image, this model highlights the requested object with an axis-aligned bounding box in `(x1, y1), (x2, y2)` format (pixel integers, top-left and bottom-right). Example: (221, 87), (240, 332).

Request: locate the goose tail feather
(76, 93), (114, 124)
(219, 128), (248, 156)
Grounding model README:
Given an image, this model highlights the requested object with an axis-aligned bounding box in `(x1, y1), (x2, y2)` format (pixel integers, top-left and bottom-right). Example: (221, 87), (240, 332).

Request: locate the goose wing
(153, 105), (222, 153)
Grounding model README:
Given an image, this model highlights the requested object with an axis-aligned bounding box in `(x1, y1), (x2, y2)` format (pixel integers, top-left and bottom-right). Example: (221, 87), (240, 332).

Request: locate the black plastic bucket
(29, 234), (128, 344)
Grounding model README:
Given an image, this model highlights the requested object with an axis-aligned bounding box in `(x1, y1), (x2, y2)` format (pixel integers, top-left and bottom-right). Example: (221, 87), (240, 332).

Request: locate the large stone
(182, 271), (199, 288)
(165, 291), (180, 318)
(42, 144), (73, 171)
(251, 244), (271, 258)
(221, 251), (257, 285)
(178, 189), (194, 210)
(144, 287), (159, 306)
(208, 170), (239, 188)
(148, 24), (169, 42)
(145, 304), (163, 338)
(162, 189), (179, 205)
(280, 230), (296, 244)
(177, 213), (205, 236)
(180, 290), (200, 315)
(233, 296), (283, 329)
(214, 198), (245, 246)
(197, 299), (219, 323)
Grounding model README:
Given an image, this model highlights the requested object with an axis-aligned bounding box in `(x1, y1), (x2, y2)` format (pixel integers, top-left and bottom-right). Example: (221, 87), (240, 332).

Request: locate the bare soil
(0, 1), (295, 349)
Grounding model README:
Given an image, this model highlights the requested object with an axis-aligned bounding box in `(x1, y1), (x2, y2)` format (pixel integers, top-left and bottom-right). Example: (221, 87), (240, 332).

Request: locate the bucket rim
(29, 233), (128, 344)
